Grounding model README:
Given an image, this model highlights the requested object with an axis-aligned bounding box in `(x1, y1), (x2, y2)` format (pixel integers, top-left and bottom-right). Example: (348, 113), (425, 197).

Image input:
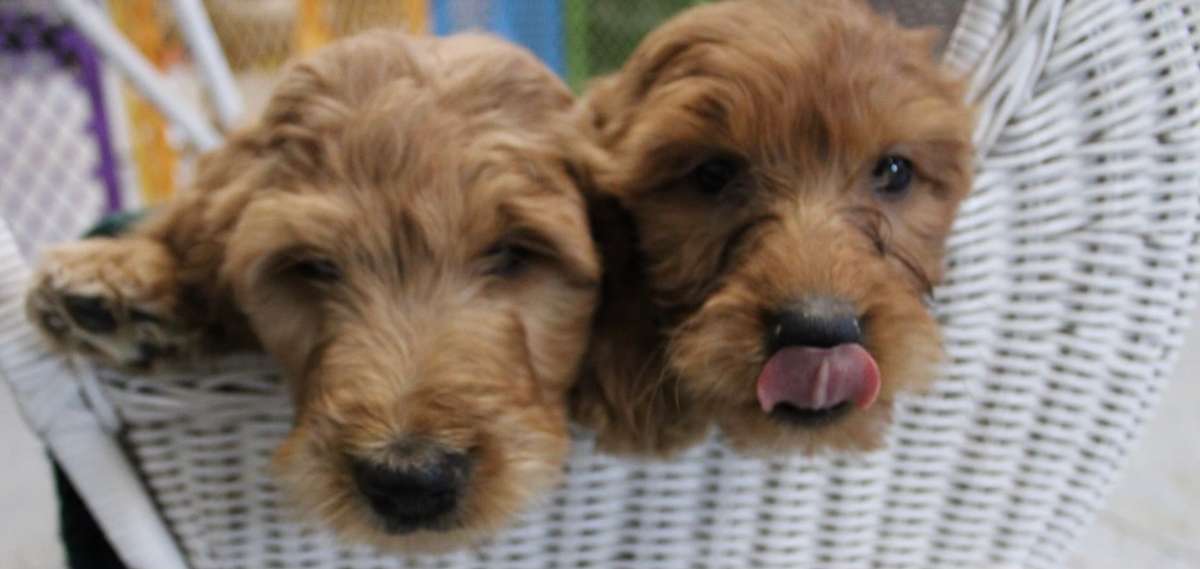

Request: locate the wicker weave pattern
(4, 0), (1200, 567)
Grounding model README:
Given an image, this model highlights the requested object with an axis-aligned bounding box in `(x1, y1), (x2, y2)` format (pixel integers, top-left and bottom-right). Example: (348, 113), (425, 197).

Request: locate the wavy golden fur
(27, 31), (599, 550)
(571, 0), (973, 455)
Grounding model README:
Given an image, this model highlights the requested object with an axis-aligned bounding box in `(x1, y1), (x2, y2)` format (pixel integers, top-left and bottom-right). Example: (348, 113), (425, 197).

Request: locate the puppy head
(219, 32), (598, 550)
(578, 0), (972, 453)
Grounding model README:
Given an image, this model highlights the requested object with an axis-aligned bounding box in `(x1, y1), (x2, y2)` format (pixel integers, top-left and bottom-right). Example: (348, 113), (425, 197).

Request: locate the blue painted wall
(432, 0), (565, 77)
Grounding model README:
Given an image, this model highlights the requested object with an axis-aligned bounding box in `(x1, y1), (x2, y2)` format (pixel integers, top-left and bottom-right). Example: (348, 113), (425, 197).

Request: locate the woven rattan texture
(11, 0), (1200, 567)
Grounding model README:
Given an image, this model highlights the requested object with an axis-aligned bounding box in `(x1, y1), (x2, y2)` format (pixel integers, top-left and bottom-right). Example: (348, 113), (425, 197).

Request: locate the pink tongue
(756, 344), (881, 413)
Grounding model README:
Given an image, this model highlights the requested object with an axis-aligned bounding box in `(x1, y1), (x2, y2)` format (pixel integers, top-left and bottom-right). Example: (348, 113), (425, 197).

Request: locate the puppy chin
(717, 400), (895, 456)
(336, 520), (495, 555)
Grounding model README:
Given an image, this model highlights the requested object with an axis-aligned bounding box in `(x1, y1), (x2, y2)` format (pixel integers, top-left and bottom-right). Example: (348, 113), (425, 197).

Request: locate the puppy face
(580, 0), (972, 453)
(220, 33), (598, 550)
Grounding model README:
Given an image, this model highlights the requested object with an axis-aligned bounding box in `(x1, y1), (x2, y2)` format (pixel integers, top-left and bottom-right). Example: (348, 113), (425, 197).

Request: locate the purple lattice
(0, 9), (121, 256)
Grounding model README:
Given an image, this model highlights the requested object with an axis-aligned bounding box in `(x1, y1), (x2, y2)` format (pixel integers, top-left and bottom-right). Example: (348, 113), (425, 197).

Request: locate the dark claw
(131, 342), (161, 370)
(63, 294), (117, 333)
(40, 312), (69, 336)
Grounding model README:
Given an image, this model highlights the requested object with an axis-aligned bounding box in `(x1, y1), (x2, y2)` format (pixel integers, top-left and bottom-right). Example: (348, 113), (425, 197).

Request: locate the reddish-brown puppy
(26, 31), (599, 550)
(572, 0), (973, 455)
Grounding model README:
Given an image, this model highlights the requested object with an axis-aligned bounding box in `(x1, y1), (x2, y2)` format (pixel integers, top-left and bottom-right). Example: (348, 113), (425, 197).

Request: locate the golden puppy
(26, 31), (599, 551)
(572, 0), (973, 455)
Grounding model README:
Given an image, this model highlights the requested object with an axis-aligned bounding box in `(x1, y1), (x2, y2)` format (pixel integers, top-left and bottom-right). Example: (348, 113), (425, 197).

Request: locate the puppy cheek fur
(664, 218), (943, 454)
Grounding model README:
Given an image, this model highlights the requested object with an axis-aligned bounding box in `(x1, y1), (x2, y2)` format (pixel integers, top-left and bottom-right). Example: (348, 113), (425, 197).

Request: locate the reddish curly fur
(28, 32), (599, 550)
(570, 0), (973, 456)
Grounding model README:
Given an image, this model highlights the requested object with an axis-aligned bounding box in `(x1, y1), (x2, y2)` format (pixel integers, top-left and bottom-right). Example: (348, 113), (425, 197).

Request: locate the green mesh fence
(565, 0), (706, 89)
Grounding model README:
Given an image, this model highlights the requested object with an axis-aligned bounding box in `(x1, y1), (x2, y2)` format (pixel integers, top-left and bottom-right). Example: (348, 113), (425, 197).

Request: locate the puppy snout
(768, 297), (861, 351)
(350, 447), (473, 534)
(758, 297), (880, 425)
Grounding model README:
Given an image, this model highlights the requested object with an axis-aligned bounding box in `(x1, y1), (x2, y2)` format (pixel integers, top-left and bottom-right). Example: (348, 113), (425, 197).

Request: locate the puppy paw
(26, 239), (195, 372)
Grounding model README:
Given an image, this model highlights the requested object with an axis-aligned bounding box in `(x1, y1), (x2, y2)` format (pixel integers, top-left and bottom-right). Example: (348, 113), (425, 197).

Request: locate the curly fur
(570, 0), (973, 456)
(27, 31), (599, 550)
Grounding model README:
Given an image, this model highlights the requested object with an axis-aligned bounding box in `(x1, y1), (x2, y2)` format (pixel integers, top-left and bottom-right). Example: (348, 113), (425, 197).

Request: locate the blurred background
(1, 0), (711, 258)
(0, 1), (1196, 568)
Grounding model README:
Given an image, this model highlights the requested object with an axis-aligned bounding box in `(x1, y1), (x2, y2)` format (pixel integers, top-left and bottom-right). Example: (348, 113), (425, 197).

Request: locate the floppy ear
(568, 191), (709, 455)
(572, 193), (659, 449)
(571, 27), (716, 202)
(117, 122), (277, 354)
(569, 73), (662, 204)
(574, 48), (673, 155)
(576, 74), (622, 140)
(130, 44), (372, 347)
(220, 193), (350, 389)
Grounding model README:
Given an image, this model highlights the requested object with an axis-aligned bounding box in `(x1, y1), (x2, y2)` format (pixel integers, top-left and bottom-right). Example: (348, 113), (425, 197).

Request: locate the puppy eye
(872, 155), (914, 198)
(286, 258), (342, 283)
(690, 156), (741, 195)
(484, 242), (533, 277)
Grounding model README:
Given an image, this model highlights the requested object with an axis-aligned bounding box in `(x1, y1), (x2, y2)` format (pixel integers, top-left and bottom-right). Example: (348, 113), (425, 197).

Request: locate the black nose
(350, 448), (472, 534)
(768, 297), (862, 351)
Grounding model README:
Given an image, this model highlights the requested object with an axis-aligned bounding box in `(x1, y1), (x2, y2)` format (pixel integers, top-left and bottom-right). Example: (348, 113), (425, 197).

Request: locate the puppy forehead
(330, 95), (565, 228)
(632, 0), (963, 159)
(328, 140), (575, 253)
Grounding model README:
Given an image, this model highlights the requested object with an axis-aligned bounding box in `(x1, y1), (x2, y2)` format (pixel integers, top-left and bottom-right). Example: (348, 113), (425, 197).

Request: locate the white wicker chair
(2, 0), (1199, 568)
